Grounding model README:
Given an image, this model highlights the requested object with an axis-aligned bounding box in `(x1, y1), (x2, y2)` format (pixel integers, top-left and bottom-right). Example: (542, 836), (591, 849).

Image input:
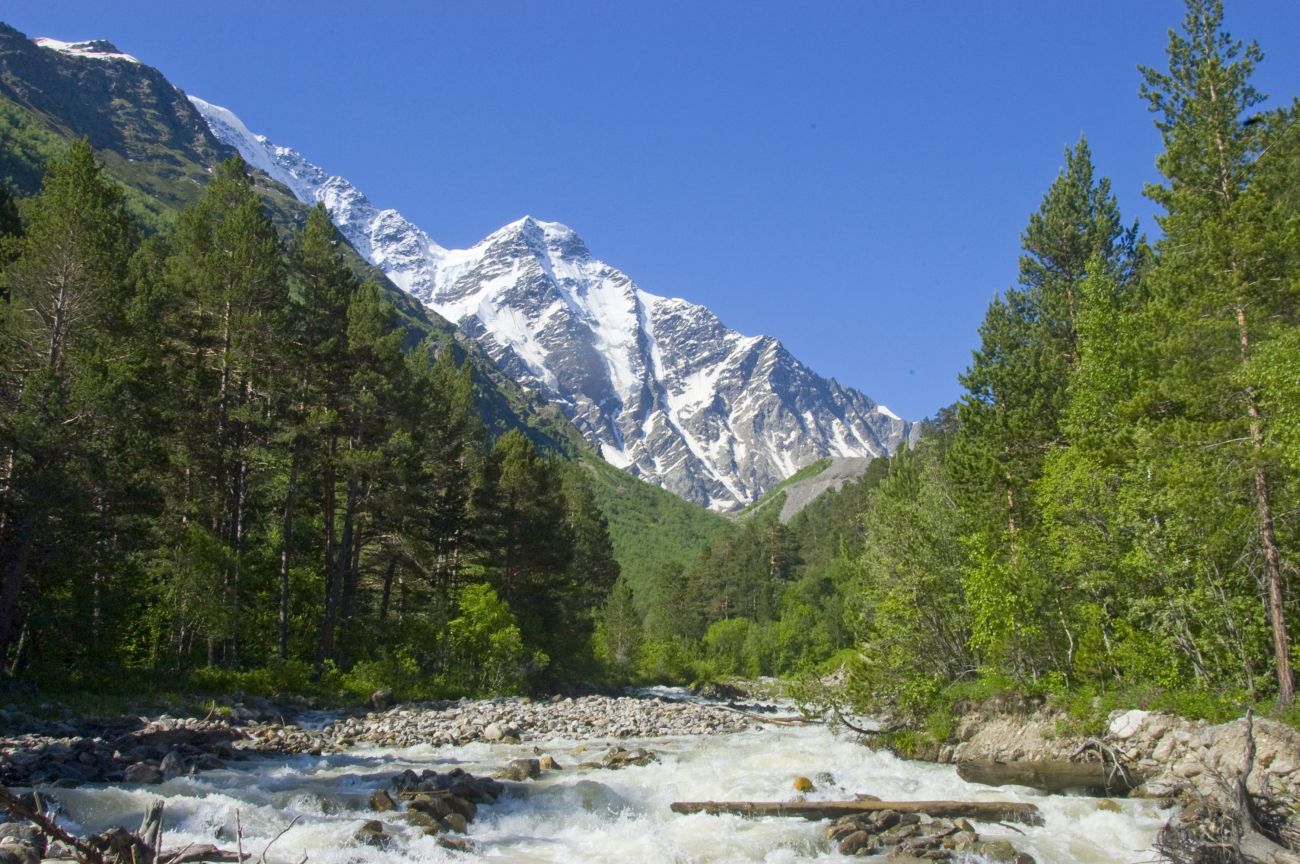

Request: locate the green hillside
(0, 20), (717, 620)
(580, 454), (727, 605)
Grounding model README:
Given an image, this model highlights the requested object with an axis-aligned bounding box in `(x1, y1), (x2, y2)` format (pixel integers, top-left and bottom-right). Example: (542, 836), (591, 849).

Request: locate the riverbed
(37, 695), (1169, 863)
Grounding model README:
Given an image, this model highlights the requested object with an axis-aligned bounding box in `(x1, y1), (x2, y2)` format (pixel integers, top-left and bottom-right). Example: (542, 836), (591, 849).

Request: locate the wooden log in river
(669, 798), (1044, 826)
(957, 759), (1144, 795)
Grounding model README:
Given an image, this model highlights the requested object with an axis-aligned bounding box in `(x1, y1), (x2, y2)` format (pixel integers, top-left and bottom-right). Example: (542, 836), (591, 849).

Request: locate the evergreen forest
(1, 0), (1299, 736)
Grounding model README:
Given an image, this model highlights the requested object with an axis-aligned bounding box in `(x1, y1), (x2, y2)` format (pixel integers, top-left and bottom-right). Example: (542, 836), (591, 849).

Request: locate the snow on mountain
(34, 37), (140, 64)
(190, 97), (911, 510)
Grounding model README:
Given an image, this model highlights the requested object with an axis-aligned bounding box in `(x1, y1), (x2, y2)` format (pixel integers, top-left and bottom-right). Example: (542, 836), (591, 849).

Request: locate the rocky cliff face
(190, 97), (911, 510)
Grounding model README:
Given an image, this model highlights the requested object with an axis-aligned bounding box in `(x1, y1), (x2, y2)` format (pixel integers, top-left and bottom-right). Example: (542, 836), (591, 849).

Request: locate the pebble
(0, 693), (749, 788)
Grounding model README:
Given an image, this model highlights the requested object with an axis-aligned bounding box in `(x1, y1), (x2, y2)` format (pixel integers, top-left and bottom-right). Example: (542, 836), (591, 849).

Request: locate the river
(44, 697), (1170, 864)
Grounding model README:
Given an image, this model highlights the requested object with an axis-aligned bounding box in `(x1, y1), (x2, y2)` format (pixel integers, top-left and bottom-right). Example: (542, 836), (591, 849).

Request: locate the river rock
(409, 797), (454, 820)
(498, 758), (540, 781)
(602, 747), (656, 769)
(975, 840), (1035, 864)
(352, 820), (388, 849)
(0, 826), (40, 851)
(838, 829), (873, 855)
(442, 794), (477, 821)
(0, 841), (38, 864)
(123, 762), (163, 785)
(159, 749), (186, 780)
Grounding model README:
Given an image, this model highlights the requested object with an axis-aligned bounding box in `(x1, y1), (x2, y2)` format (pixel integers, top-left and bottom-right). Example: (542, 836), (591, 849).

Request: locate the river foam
(45, 705), (1169, 863)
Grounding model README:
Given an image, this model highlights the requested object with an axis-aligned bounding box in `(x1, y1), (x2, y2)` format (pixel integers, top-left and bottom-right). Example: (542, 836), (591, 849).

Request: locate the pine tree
(1138, 0), (1296, 703)
(279, 204), (357, 659)
(156, 157), (285, 667)
(0, 139), (133, 665)
(950, 138), (1136, 678)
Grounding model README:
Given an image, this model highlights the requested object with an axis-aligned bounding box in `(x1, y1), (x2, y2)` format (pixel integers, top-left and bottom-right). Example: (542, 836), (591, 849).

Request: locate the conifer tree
(950, 138), (1136, 678)
(157, 157), (285, 667)
(1138, 0), (1296, 703)
(0, 139), (133, 665)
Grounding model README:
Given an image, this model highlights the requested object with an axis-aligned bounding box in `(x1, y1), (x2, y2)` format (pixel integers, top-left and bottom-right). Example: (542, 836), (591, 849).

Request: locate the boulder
(159, 749), (186, 781)
(123, 762), (163, 785)
(352, 820), (388, 849)
(837, 830), (873, 856)
(974, 839), (1036, 864)
(0, 826), (41, 851)
(0, 842), (37, 864)
(436, 836), (472, 852)
(408, 797), (454, 821)
(498, 758), (540, 782)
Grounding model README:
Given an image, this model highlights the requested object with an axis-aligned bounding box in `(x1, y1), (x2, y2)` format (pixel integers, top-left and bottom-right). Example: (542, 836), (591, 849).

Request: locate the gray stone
(0, 842), (37, 864)
(352, 820), (388, 849)
(123, 762), (163, 784)
(498, 758), (540, 782)
(159, 749), (186, 781)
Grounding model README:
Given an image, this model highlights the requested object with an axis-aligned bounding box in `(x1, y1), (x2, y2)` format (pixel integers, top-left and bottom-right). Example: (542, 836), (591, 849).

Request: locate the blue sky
(6, 2), (1299, 420)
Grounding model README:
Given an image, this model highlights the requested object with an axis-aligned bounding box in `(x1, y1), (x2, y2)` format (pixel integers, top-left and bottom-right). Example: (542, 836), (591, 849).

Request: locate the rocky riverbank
(882, 699), (1300, 859)
(906, 700), (1300, 808)
(0, 692), (752, 788)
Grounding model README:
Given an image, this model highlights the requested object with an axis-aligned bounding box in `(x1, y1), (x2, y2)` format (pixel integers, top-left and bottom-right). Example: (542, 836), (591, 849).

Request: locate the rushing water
(45, 702), (1169, 864)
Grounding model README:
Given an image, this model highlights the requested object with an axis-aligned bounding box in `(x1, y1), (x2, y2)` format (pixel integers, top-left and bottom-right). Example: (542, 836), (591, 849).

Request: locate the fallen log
(713, 705), (819, 726)
(957, 759), (1145, 795)
(669, 798), (1043, 826)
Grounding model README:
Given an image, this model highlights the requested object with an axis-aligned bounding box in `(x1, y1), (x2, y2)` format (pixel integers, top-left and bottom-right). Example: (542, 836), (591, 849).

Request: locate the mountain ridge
(187, 97), (912, 511)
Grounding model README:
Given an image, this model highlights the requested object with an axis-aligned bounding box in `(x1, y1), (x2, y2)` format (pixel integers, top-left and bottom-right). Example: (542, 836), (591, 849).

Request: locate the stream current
(45, 698), (1170, 864)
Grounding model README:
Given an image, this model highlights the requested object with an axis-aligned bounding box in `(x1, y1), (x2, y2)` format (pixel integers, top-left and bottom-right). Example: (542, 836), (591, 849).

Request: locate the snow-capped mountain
(190, 97), (911, 511)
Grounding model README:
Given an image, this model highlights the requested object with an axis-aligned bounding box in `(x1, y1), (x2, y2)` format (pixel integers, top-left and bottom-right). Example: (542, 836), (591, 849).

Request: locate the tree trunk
(378, 558), (397, 625)
(0, 509), (33, 663)
(1235, 301), (1293, 706)
(670, 798), (1042, 826)
(277, 445), (299, 660)
(956, 759), (1144, 795)
(316, 436), (339, 668)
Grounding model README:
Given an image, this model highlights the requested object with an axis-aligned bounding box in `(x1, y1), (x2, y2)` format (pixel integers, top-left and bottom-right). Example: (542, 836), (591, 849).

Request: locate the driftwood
(1156, 709), (1300, 864)
(139, 800), (166, 863)
(957, 758), (1145, 795)
(0, 786), (105, 864)
(670, 798), (1043, 826)
(0, 788), (250, 864)
(714, 705), (819, 726)
(1235, 710), (1300, 864)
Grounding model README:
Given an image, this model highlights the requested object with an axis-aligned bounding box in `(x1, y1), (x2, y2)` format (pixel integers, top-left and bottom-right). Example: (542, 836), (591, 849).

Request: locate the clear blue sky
(6, 2), (1299, 420)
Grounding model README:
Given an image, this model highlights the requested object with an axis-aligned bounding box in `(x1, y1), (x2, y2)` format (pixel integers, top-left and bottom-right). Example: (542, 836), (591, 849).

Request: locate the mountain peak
(191, 101), (911, 510)
(35, 37), (139, 64)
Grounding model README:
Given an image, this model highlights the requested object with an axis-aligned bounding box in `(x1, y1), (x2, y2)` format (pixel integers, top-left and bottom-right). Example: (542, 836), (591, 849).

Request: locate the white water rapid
(45, 702), (1169, 863)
